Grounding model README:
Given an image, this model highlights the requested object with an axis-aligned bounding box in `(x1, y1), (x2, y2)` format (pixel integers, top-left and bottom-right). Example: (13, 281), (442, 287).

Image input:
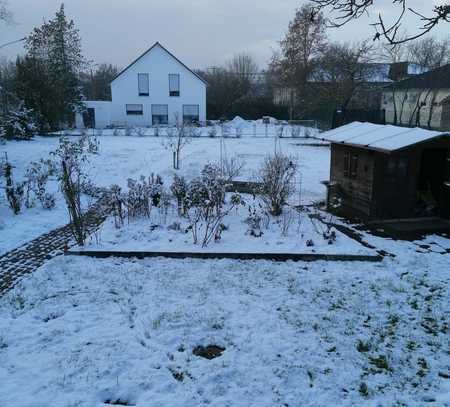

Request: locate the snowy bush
(187, 125), (201, 138)
(0, 106), (37, 141)
(170, 174), (188, 216)
(124, 174), (163, 221)
(51, 135), (99, 245)
(185, 164), (243, 247)
(291, 125), (301, 138)
(245, 204), (264, 237)
(257, 153), (296, 216)
(3, 162), (24, 215)
(207, 126), (217, 138)
(23, 159), (55, 209)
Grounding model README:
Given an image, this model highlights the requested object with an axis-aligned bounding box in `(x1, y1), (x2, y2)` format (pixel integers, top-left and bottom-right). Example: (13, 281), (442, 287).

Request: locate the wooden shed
(321, 122), (450, 220)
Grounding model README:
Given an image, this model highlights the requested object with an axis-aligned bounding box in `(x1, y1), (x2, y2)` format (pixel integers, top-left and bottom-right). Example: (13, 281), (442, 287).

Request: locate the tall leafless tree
(269, 3), (327, 117)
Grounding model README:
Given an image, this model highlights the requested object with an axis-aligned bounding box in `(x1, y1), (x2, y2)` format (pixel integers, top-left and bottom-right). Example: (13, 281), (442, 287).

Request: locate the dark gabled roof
(386, 63), (450, 90)
(111, 42), (207, 85)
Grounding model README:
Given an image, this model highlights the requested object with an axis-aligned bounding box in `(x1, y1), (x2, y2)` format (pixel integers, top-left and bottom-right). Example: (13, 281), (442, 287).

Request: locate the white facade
(75, 101), (112, 129)
(76, 42), (207, 128)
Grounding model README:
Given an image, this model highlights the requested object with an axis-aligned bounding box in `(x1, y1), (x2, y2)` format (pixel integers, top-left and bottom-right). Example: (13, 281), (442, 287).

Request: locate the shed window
(152, 104), (168, 125)
(169, 74), (180, 97)
(343, 152), (350, 177)
(350, 155), (359, 179)
(386, 157), (408, 178)
(183, 104), (199, 123)
(138, 73), (149, 96)
(126, 104), (143, 115)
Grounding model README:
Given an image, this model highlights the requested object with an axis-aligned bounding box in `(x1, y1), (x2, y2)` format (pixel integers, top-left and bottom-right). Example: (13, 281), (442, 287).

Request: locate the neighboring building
(76, 42), (207, 128)
(382, 64), (450, 131)
(320, 122), (450, 220)
(273, 62), (428, 115)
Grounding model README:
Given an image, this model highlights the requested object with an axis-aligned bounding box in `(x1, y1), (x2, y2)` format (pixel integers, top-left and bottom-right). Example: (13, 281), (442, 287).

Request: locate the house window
(126, 104), (143, 115)
(183, 104), (199, 123)
(138, 73), (149, 96)
(152, 104), (168, 125)
(343, 151), (358, 179)
(169, 74), (180, 97)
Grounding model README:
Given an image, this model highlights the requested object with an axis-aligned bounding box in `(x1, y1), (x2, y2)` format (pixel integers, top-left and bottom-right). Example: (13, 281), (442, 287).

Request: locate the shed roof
(319, 122), (449, 153)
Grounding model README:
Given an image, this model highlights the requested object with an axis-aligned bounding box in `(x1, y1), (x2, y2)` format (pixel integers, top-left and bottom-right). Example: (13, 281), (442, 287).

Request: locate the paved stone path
(0, 199), (107, 296)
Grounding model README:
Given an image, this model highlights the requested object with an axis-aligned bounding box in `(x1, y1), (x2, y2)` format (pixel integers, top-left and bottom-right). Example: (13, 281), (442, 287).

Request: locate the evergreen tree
(17, 3), (85, 130)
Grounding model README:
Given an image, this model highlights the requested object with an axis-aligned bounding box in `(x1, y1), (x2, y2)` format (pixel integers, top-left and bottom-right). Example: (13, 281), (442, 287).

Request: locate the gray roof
(319, 122), (449, 153)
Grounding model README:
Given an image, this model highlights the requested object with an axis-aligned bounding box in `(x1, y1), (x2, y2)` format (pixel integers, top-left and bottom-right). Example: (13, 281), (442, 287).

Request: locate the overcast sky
(1, 0), (449, 70)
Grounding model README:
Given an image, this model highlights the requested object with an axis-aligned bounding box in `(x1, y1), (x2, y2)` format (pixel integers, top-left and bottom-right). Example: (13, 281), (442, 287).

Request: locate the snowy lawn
(1, 133), (330, 255)
(0, 240), (449, 406)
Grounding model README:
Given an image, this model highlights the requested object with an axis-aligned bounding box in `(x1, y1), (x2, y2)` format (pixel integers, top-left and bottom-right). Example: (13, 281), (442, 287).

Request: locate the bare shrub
(281, 206), (295, 236)
(185, 164), (243, 247)
(257, 154), (296, 216)
(106, 184), (125, 228)
(222, 155), (245, 182)
(163, 114), (190, 170)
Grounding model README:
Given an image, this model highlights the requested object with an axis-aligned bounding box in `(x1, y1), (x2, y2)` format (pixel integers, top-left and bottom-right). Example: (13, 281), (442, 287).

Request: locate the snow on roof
(320, 122), (449, 153)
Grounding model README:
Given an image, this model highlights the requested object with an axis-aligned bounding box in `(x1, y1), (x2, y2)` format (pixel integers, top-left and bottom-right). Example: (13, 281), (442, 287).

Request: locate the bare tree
(407, 37), (450, 69)
(0, 0), (12, 24)
(315, 41), (376, 111)
(311, 0), (450, 44)
(226, 53), (259, 80)
(270, 3), (327, 117)
(163, 113), (190, 170)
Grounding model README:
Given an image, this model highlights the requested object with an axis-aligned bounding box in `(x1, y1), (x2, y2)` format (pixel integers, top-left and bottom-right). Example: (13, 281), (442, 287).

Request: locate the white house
(75, 42), (207, 128)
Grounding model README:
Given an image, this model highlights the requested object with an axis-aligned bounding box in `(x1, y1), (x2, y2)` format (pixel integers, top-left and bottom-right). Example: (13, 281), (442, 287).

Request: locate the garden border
(66, 250), (383, 262)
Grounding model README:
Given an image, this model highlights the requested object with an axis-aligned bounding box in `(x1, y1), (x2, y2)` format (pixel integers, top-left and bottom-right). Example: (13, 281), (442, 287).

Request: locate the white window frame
(169, 74), (180, 97)
(126, 104), (143, 115)
(138, 73), (149, 96)
(183, 104), (199, 123)
(151, 104), (168, 125)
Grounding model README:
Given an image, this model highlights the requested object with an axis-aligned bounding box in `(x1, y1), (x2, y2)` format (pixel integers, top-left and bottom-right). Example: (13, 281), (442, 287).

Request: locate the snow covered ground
(0, 235), (449, 406)
(0, 132), (329, 255)
(1, 123), (450, 406)
(86, 201), (373, 255)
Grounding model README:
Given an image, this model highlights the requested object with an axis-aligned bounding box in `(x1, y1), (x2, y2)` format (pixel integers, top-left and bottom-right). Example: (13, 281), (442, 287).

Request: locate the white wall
(110, 44), (206, 126)
(75, 101), (112, 129)
(382, 88), (450, 130)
